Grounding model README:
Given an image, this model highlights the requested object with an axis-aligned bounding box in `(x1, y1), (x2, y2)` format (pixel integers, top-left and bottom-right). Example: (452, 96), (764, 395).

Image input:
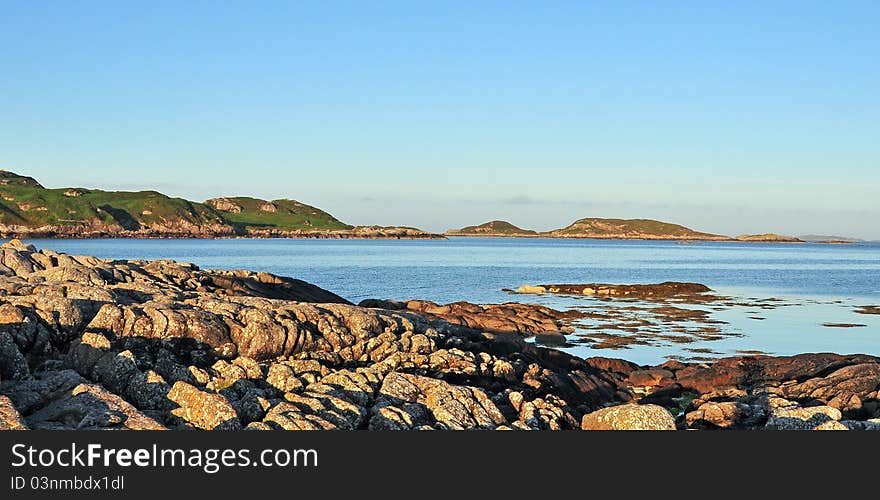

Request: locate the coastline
(2, 230), (864, 243)
(444, 234), (860, 243)
(446, 233), (733, 241)
(1, 239), (877, 431)
(0, 228), (448, 240)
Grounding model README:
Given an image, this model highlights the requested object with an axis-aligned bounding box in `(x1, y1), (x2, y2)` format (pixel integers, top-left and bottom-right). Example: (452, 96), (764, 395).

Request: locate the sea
(22, 237), (880, 365)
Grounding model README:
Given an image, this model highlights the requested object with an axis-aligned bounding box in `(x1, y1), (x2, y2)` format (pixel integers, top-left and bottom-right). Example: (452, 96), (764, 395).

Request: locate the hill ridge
(0, 170), (442, 239)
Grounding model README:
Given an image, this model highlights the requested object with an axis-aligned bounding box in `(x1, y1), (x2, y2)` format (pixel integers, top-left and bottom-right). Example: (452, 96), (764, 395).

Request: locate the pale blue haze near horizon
(2, 1), (878, 238)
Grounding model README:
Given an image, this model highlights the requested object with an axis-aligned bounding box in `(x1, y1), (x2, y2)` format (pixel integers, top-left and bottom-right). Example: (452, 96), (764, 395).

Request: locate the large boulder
(581, 403), (676, 430)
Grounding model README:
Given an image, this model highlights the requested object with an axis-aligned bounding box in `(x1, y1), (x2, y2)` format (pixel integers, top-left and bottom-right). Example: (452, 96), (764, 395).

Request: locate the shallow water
(23, 237), (880, 365)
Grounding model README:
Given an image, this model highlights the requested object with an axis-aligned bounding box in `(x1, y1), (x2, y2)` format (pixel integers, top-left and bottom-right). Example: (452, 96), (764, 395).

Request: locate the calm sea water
(22, 237), (880, 364)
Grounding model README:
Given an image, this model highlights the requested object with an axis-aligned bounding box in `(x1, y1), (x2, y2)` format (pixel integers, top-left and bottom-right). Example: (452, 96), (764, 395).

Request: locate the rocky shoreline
(0, 240), (877, 431)
(0, 225), (446, 240)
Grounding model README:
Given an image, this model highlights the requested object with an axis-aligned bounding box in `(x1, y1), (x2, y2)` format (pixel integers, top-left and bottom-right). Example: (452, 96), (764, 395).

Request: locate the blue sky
(1, 1), (878, 237)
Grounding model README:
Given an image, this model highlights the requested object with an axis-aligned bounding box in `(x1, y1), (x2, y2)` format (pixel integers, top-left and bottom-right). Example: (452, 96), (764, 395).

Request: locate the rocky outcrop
(581, 403), (676, 430)
(0, 242), (627, 430)
(359, 299), (579, 343)
(610, 353), (880, 430)
(206, 198), (243, 213)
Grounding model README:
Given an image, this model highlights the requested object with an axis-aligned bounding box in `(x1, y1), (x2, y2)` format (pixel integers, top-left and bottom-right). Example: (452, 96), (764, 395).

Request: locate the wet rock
(581, 403), (676, 430)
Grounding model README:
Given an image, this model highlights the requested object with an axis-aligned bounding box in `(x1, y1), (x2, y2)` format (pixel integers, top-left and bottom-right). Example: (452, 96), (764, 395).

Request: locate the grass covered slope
(0, 170), (439, 238)
(446, 220), (538, 236)
(0, 171), (42, 187)
(547, 218), (729, 240)
(0, 182), (228, 234)
(206, 197), (351, 231)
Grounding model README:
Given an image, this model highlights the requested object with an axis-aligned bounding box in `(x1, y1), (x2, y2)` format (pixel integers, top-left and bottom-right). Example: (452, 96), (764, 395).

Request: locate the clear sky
(2, 1), (878, 238)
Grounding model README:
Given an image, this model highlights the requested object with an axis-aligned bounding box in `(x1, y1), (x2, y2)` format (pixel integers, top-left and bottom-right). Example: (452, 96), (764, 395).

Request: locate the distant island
(798, 235), (864, 244)
(446, 219), (867, 243)
(0, 171), (443, 239)
(445, 220), (539, 237)
(446, 218), (728, 240)
(547, 218), (729, 240)
(1, 171), (868, 243)
(735, 233), (803, 243)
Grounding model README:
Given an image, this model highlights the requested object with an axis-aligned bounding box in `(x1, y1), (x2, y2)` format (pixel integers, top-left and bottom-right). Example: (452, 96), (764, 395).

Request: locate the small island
(445, 220), (538, 237)
(735, 233), (803, 243)
(547, 217), (729, 240)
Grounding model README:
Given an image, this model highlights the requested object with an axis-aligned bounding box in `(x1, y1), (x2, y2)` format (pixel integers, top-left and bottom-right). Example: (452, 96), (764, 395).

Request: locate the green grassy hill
(446, 220), (538, 236)
(205, 197), (351, 231)
(0, 184), (225, 230)
(0, 171), (366, 237)
(0, 171), (42, 187)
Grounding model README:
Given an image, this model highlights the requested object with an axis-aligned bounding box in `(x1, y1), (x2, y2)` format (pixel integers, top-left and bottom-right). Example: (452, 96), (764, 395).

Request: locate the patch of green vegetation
(0, 171), (42, 187)
(207, 197), (351, 231)
(0, 171), (350, 232)
(0, 183), (225, 229)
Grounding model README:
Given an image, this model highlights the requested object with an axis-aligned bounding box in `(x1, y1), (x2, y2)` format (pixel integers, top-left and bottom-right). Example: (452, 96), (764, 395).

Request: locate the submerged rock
(516, 282), (713, 300)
